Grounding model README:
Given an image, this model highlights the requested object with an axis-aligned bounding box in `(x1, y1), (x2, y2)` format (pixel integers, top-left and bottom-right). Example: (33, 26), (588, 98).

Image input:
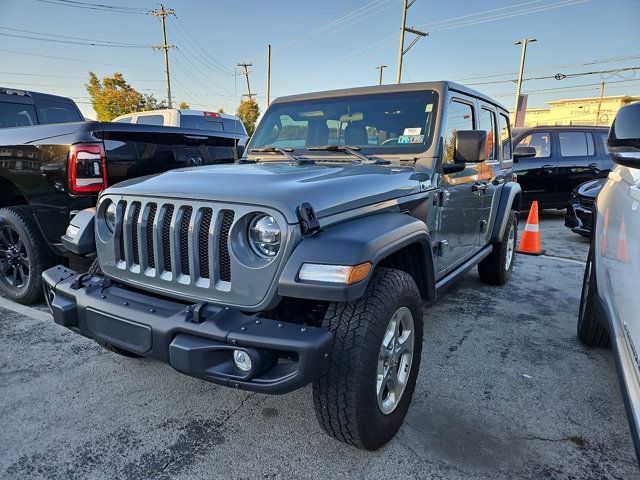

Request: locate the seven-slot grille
(115, 200), (235, 284)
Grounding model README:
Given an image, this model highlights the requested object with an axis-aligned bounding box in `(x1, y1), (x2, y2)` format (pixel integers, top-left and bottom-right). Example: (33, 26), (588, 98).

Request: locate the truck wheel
(312, 268), (423, 450)
(577, 248), (610, 347)
(0, 206), (53, 304)
(478, 210), (517, 285)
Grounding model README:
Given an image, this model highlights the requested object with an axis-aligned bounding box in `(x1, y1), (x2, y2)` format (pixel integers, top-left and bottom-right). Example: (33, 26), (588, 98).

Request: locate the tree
(178, 101), (190, 109)
(85, 72), (166, 121)
(236, 99), (260, 136)
(217, 107), (225, 114)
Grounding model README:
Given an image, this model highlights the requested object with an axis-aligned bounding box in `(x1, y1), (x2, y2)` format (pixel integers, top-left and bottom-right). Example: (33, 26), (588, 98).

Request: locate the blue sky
(0, 0), (638, 119)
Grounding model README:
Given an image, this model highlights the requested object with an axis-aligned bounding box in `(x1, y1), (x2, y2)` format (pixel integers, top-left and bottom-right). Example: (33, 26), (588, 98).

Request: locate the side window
(114, 116), (132, 123)
(443, 100), (474, 163)
(518, 132), (551, 158)
(0, 102), (38, 127)
(33, 98), (83, 124)
(479, 108), (497, 161)
(498, 113), (512, 163)
(136, 114), (165, 126)
(559, 131), (594, 157)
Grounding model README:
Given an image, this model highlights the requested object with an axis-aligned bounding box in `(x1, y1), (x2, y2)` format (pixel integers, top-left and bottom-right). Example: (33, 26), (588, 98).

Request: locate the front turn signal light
(299, 262), (372, 285)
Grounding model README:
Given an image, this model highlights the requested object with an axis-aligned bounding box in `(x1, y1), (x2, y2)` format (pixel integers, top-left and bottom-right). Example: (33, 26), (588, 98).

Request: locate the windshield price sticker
(398, 135), (424, 144)
(403, 127), (422, 136)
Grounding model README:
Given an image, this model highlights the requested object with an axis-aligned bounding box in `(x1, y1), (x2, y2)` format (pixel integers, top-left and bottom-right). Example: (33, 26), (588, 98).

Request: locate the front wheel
(312, 268), (423, 450)
(478, 211), (517, 285)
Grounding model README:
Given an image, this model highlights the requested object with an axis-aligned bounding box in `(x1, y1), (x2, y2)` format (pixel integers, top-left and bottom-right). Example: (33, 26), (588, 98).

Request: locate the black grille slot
(198, 208), (213, 279)
(179, 206), (193, 275)
(146, 203), (157, 269)
(218, 210), (234, 282)
(118, 201), (127, 261)
(130, 202), (142, 265)
(162, 204), (174, 272)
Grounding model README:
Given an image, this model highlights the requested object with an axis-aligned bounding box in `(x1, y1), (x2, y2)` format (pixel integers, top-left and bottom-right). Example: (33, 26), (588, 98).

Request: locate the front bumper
(42, 266), (333, 394)
(565, 199), (593, 236)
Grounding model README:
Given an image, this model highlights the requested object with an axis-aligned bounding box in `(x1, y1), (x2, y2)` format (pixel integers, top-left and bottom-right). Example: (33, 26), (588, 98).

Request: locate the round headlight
(248, 214), (281, 258)
(104, 200), (117, 233)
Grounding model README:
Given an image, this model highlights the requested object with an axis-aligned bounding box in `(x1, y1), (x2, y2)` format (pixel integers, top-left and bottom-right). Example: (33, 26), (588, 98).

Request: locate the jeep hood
(104, 162), (423, 223)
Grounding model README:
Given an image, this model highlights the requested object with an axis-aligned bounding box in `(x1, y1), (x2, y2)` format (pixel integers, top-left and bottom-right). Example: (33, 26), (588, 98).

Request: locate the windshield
(250, 90), (439, 154)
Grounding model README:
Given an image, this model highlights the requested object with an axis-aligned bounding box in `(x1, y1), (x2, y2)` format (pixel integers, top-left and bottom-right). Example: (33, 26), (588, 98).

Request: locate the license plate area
(85, 308), (152, 354)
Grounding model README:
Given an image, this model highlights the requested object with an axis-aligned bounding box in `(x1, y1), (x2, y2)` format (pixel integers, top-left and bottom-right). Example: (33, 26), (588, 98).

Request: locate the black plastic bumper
(42, 266), (333, 394)
(565, 201), (592, 236)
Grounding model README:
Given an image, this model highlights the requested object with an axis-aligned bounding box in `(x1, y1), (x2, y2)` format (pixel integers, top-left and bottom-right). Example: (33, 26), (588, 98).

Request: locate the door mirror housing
(453, 130), (487, 163)
(608, 101), (640, 168)
(513, 145), (537, 163)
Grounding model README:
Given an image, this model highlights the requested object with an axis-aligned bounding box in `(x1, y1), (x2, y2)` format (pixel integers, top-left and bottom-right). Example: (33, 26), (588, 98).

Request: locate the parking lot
(0, 211), (636, 480)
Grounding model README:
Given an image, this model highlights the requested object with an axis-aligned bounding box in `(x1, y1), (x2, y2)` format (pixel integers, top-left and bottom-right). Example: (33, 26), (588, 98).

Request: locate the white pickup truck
(113, 109), (248, 139)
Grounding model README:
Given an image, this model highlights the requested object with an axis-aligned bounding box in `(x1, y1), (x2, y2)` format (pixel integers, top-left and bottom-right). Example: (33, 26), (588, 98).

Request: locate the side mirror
(513, 145), (537, 163)
(608, 101), (640, 168)
(454, 130), (487, 163)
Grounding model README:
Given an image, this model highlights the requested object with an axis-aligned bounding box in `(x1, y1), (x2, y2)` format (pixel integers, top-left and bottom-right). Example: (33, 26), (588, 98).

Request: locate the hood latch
(296, 202), (320, 236)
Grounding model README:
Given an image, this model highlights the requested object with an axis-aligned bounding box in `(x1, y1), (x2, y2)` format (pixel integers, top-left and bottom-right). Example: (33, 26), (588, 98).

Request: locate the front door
(435, 98), (483, 274)
(513, 130), (556, 208)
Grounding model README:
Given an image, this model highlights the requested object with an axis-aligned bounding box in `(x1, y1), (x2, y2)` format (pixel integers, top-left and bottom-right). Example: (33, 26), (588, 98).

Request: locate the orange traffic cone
(517, 201), (545, 256)
(617, 219), (629, 261)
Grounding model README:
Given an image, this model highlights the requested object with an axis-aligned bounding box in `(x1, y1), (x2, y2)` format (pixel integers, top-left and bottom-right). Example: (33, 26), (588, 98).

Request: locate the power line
(0, 27), (150, 47)
(466, 66), (640, 86)
(33, 0), (147, 14)
(0, 48), (163, 72)
(0, 32), (150, 48)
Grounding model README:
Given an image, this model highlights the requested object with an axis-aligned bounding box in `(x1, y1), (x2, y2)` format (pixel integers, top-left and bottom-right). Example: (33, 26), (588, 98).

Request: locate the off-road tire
(577, 248), (610, 347)
(88, 258), (143, 357)
(0, 206), (54, 304)
(312, 267), (423, 450)
(478, 210), (517, 285)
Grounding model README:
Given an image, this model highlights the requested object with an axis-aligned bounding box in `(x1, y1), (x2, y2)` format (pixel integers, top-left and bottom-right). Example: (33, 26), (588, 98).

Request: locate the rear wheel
(478, 211), (517, 285)
(0, 207), (54, 304)
(577, 248), (610, 347)
(312, 268), (423, 450)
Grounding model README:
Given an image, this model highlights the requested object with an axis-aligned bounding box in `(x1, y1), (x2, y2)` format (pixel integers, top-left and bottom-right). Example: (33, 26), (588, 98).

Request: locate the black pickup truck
(0, 88), (248, 304)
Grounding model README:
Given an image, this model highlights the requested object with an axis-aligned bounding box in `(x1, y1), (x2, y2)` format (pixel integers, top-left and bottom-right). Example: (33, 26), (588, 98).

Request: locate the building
(523, 94), (640, 127)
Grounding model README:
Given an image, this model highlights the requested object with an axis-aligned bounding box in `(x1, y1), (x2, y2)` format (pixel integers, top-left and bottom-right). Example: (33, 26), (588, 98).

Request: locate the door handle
(472, 182), (488, 193)
(542, 164), (555, 169)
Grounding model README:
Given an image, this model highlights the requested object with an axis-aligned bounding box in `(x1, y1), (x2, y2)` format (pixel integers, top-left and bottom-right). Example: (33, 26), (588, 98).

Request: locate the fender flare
(278, 212), (435, 303)
(490, 181), (522, 243)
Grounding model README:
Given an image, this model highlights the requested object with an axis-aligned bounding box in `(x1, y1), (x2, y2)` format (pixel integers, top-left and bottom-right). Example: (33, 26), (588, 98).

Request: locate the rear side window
(498, 113), (511, 162)
(559, 131), (594, 157)
(222, 118), (246, 135)
(34, 98), (82, 124)
(0, 102), (38, 128)
(136, 114), (165, 126)
(518, 132), (551, 158)
(443, 100), (474, 163)
(479, 108), (497, 161)
(114, 116), (133, 123)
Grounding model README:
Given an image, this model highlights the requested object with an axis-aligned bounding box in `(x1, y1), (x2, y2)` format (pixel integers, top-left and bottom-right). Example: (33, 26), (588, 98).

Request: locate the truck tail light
(68, 143), (107, 194)
(203, 111), (221, 118)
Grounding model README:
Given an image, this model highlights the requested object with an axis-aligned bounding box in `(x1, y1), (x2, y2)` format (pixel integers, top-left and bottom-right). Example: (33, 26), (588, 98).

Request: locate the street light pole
(513, 37), (537, 126)
(376, 64), (387, 85)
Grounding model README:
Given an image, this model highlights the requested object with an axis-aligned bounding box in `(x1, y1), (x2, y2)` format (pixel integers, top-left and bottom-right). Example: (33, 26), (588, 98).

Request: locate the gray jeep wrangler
(43, 81), (522, 450)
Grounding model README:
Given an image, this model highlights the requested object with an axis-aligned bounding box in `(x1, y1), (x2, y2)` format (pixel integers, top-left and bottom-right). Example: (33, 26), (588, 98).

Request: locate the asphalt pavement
(0, 211), (638, 479)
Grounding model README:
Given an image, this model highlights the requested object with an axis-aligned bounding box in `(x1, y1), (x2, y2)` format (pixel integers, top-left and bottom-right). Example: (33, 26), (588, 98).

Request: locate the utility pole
(265, 45), (271, 109)
(595, 80), (605, 125)
(237, 62), (255, 100)
(376, 64), (387, 85)
(513, 37), (537, 126)
(396, 0), (427, 84)
(150, 4), (176, 108)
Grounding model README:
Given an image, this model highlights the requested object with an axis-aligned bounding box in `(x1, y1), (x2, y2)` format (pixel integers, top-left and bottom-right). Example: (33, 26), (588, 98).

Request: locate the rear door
(555, 130), (597, 205)
(513, 130), (556, 207)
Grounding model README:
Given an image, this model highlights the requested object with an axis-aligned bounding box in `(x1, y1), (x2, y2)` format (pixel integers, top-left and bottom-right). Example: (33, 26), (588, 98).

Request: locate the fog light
(233, 349), (252, 372)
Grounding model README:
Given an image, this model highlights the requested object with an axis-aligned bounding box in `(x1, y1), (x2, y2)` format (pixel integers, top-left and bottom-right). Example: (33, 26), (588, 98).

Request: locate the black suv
(512, 126), (612, 209)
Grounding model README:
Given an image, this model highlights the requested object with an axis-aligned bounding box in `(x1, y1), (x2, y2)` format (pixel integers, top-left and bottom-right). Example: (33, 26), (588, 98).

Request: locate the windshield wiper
(249, 147), (314, 165)
(306, 145), (389, 164)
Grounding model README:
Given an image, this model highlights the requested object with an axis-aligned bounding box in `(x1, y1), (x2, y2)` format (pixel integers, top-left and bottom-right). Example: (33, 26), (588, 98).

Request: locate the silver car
(577, 101), (640, 461)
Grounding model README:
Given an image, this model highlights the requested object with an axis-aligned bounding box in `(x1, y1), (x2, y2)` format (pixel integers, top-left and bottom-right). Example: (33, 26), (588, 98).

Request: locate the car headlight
(104, 200), (117, 233)
(248, 214), (281, 257)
